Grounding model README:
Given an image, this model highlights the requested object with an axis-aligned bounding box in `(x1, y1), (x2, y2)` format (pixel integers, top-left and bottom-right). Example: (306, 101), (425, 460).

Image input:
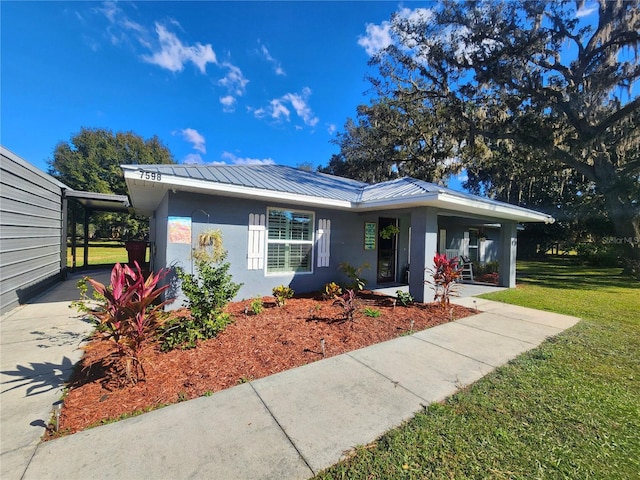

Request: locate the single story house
(122, 164), (554, 305)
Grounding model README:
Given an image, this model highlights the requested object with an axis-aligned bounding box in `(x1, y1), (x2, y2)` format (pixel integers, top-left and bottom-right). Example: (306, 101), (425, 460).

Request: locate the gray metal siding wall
(0, 147), (64, 314)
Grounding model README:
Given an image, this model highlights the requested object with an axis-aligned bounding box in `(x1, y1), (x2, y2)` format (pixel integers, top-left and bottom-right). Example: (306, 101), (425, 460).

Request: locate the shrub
(162, 254), (241, 350)
(395, 290), (414, 307)
(84, 262), (173, 382)
(161, 311), (233, 351)
(272, 285), (294, 307)
(333, 289), (358, 321)
(473, 260), (499, 276)
(363, 307), (381, 318)
(338, 262), (370, 292)
(428, 253), (461, 307)
(576, 242), (622, 267)
(322, 281), (342, 300)
(250, 296), (264, 315)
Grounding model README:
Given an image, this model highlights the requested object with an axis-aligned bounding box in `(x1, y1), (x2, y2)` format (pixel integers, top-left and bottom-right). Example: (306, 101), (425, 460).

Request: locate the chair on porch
(445, 249), (459, 260)
(459, 255), (474, 282)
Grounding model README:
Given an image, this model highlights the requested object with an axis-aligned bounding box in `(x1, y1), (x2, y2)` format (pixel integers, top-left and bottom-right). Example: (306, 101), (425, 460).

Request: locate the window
(267, 208), (314, 273)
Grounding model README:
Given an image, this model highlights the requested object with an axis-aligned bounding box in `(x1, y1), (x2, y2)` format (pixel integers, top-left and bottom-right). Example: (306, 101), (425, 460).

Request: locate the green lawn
(316, 258), (640, 479)
(66, 240), (138, 267)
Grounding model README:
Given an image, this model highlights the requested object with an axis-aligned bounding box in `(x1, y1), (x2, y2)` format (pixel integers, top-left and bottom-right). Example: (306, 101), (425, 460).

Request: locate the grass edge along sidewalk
(315, 259), (640, 479)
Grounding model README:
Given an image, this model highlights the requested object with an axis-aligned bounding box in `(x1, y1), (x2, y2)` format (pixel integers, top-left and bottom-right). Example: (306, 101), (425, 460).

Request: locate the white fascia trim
(123, 169), (353, 210)
(437, 192), (555, 223)
(353, 194), (439, 211)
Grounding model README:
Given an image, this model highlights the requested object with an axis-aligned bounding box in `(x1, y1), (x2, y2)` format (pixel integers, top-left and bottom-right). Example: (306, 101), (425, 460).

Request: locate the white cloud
(258, 42), (286, 76)
(358, 7), (433, 57)
(177, 128), (206, 153)
(218, 62), (249, 96)
(255, 87), (318, 127)
(96, 1), (146, 46)
(282, 87), (319, 127)
(358, 21), (393, 56)
(141, 23), (217, 74)
(221, 151), (275, 165)
(183, 153), (203, 164)
(327, 123), (337, 135)
(269, 99), (291, 121)
(219, 95), (236, 112)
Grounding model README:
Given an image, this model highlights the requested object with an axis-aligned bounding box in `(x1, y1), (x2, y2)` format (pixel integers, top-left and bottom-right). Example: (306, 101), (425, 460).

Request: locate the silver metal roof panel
(129, 164), (367, 202)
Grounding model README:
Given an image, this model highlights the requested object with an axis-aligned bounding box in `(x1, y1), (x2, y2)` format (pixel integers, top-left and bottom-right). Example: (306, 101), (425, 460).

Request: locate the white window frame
(266, 207), (315, 275)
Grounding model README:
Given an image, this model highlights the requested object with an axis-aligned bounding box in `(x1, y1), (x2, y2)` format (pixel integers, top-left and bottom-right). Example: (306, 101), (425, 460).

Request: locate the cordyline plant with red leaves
(428, 253), (462, 307)
(84, 262), (173, 383)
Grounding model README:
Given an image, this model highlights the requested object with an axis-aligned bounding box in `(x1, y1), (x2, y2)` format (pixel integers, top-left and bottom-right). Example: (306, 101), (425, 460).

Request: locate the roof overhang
(64, 190), (131, 213)
(123, 167), (554, 224)
(123, 168), (353, 215)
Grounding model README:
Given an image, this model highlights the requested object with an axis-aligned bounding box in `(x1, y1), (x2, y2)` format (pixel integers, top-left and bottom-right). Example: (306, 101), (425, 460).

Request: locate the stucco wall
(157, 192), (414, 307)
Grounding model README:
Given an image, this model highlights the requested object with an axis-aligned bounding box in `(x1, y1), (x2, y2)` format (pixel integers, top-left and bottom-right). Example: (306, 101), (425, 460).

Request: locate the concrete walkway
(1, 272), (580, 480)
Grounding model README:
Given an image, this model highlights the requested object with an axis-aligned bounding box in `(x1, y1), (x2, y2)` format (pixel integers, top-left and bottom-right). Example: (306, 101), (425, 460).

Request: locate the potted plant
(122, 228), (148, 267)
(379, 224), (400, 239)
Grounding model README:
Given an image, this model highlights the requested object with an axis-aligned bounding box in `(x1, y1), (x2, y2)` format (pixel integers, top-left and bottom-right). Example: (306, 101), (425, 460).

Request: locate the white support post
(409, 207), (439, 303)
(499, 222), (518, 287)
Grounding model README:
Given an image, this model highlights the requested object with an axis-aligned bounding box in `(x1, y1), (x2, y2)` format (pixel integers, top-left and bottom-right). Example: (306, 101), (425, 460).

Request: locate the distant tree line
(48, 127), (175, 240)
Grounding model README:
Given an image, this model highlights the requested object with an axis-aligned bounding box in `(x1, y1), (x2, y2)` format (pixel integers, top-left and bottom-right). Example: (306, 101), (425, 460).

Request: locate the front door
(377, 217), (398, 283)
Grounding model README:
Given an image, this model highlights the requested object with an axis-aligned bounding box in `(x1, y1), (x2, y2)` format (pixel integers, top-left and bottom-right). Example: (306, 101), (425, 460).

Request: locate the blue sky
(1, 1), (602, 192)
(1, 1), (409, 175)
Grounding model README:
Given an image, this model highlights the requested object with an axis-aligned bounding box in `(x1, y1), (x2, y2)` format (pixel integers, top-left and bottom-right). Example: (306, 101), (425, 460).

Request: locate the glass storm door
(377, 217), (398, 283)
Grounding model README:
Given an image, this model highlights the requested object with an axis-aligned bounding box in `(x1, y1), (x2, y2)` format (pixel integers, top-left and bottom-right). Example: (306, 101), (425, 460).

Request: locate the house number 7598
(140, 171), (162, 181)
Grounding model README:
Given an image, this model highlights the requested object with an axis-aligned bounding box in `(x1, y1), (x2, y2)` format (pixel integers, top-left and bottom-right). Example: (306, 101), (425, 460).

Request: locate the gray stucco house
(122, 164), (554, 305)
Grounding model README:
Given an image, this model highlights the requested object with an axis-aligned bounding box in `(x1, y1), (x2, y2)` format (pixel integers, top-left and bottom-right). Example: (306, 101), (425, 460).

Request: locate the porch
(374, 283), (506, 299)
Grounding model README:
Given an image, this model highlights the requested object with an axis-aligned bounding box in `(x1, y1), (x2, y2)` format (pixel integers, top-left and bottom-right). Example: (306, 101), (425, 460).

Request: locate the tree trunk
(601, 184), (640, 277)
(594, 153), (640, 271)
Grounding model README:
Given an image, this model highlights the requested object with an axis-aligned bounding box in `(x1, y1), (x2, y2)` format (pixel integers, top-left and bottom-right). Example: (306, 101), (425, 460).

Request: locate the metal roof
(64, 190), (131, 213)
(122, 163), (554, 223)
(127, 164), (367, 202)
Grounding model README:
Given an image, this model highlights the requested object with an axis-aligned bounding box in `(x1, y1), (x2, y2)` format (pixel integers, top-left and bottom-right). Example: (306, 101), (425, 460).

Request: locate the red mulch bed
(49, 292), (474, 438)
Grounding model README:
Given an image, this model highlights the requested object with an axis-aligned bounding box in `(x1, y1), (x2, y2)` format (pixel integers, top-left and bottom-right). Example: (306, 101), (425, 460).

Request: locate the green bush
(473, 260), (499, 276)
(162, 255), (241, 350)
(338, 262), (370, 292)
(250, 296), (264, 315)
(395, 290), (414, 307)
(576, 242), (622, 267)
(272, 285), (294, 306)
(161, 311), (233, 351)
(363, 307), (381, 318)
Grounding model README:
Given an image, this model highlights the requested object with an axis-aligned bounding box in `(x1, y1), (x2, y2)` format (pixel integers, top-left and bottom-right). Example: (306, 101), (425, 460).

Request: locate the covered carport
(64, 190), (131, 270)
(0, 146), (129, 314)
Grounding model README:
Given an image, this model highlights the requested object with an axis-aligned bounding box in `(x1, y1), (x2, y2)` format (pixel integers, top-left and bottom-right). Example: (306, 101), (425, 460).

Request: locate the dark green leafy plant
(395, 290), (414, 307)
(379, 224), (400, 239)
(83, 262), (173, 383)
(338, 262), (370, 292)
(162, 254), (241, 350)
(272, 285), (294, 307)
